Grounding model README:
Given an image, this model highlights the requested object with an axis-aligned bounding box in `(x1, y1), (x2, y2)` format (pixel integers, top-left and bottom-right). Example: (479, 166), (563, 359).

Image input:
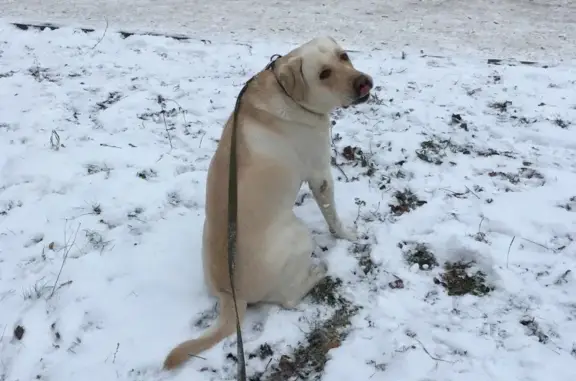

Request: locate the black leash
(227, 54), (282, 381)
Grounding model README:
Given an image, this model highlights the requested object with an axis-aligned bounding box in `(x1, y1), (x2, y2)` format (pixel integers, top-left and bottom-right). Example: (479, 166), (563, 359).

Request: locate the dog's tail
(163, 292), (247, 370)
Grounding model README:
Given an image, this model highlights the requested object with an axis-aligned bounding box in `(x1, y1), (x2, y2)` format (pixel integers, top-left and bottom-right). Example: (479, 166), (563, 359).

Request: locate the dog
(163, 36), (373, 370)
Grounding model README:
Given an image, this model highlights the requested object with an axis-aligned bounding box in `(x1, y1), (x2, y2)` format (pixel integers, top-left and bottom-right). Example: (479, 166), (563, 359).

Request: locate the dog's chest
(246, 121), (331, 176)
(293, 132), (330, 173)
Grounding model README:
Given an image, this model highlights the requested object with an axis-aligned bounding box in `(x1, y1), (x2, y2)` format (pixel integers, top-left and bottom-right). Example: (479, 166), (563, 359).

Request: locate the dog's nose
(354, 75), (373, 97)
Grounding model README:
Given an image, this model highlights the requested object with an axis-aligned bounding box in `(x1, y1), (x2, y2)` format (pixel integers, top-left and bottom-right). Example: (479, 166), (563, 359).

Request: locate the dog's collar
(265, 55), (325, 117)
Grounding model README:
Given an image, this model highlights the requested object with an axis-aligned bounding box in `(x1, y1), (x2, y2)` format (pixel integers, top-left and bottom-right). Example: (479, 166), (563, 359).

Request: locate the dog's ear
(277, 56), (307, 103)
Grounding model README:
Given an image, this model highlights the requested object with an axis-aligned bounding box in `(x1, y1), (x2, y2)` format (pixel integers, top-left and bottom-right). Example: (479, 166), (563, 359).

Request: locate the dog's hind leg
(263, 214), (328, 309)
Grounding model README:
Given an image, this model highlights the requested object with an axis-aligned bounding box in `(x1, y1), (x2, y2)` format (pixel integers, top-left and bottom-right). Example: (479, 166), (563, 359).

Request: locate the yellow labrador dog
(163, 36), (373, 370)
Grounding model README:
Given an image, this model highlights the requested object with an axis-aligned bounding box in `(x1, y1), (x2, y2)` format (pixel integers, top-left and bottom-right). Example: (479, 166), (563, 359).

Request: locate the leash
(227, 54), (282, 381)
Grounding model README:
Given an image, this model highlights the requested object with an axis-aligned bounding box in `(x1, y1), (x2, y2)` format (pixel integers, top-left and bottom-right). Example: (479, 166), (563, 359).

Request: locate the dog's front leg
(309, 175), (357, 241)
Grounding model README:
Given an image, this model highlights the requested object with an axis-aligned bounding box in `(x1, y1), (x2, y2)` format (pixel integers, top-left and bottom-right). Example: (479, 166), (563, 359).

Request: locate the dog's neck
(272, 74), (325, 117)
(262, 59), (326, 118)
(245, 70), (330, 129)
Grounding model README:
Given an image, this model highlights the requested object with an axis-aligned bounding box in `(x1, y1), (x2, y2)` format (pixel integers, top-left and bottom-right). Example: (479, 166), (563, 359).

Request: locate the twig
(555, 269), (571, 285)
(0, 324), (6, 342)
(520, 237), (555, 252)
(381, 268), (403, 281)
(235, 42), (253, 55)
(100, 143), (121, 149)
(164, 98), (189, 127)
(506, 236), (516, 269)
(188, 354), (207, 360)
(264, 358), (273, 371)
(330, 154), (349, 182)
(91, 17), (109, 50)
(465, 185), (480, 199)
(354, 199), (365, 225)
(49, 222), (81, 299)
(478, 217), (485, 232)
(198, 130), (207, 148)
(414, 338), (453, 363)
(112, 343), (120, 363)
(439, 188), (468, 198)
(162, 110), (174, 151)
(50, 130), (60, 150)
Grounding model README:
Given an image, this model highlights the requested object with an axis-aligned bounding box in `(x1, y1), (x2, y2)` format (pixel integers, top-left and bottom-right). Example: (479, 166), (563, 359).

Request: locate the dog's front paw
(330, 224), (358, 242)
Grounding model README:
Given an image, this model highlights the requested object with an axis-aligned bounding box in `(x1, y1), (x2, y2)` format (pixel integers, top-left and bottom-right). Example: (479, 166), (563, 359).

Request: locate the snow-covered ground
(1, 21), (576, 381)
(2, 0), (576, 62)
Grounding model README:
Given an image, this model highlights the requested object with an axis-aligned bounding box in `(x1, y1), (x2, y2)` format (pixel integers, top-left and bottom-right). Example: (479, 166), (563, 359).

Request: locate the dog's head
(275, 36), (373, 114)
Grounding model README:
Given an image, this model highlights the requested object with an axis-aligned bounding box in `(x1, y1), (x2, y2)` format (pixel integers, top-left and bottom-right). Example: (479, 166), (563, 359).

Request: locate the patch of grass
(251, 274), (361, 380)
(553, 118), (571, 129)
(137, 108), (179, 123)
(389, 188), (427, 216)
(85, 163), (111, 178)
(28, 66), (59, 83)
(434, 261), (494, 296)
(416, 136), (514, 165)
(249, 343), (274, 360)
(487, 167), (544, 186)
(558, 196), (576, 211)
(489, 100), (512, 112)
(450, 113), (468, 131)
(136, 168), (158, 180)
(400, 242), (438, 270)
(475, 148), (515, 158)
(84, 229), (112, 253)
(472, 231), (489, 244)
(307, 276), (346, 307)
(349, 243), (379, 276)
(339, 145), (376, 177)
(519, 167), (545, 181)
(91, 203), (102, 215)
(0, 70), (17, 79)
(0, 200), (23, 216)
(96, 91), (122, 110)
(193, 304), (219, 329)
(262, 303), (360, 381)
(519, 317), (549, 344)
(127, 207), (144, 219)
(510, 115), (538, 125)
(415, 137), (471, 165)
(24, 233), (45, 248)
(166, 191), (181, 206)
(22, 281), (50, 300)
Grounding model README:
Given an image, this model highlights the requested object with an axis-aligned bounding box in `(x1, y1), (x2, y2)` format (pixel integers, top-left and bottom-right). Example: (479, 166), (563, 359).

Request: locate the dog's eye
(339, 52), (349, 61)
(319, 69), (332, 80)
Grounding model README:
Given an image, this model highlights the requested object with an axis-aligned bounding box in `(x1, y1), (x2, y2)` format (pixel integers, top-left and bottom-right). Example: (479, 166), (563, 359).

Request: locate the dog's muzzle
(352, 74), (373, 104)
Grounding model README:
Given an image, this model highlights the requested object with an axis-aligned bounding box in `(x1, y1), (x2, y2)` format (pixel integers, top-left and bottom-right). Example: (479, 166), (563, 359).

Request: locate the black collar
(265, 54), (324, 117)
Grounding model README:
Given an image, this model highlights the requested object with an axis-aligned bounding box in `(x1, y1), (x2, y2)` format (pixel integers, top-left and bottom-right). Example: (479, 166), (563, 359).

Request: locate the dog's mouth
(343, 92), (371, 108)
(353, 92), (371, 104)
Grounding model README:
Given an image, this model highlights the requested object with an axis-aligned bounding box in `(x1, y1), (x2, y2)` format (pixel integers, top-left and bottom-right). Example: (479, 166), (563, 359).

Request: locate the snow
(1, 21), (576, 381)
(2, 0), (576, 62)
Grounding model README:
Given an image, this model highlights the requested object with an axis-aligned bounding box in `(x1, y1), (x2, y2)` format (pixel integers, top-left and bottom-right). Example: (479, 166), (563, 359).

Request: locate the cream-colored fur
(163, 36), (373, 370)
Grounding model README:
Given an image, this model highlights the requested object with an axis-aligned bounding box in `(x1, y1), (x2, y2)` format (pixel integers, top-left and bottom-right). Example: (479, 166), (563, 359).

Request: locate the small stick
(506, 236), (516, 269)
(50, 130), (60, 150)
(465, 185), (480, 199)
(100, 143), (121, 149)
(112, 343), (120, 363)
(91, 17), (109, 50)
(162, 111), (174, 151)
(330, 154), (349, 182)
(414, 338), (453, 363)
(520, 237), (554, 252)
(49, 222), (81, 299)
